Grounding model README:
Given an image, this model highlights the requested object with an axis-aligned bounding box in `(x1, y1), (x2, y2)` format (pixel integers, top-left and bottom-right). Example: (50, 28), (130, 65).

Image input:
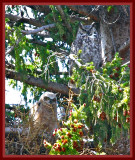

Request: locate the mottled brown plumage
(31, 92), (57, 135)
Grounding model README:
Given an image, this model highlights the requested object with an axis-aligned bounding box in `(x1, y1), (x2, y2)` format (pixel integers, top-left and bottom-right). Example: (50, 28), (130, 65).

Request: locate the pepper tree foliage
(5, 5), (130, 151)
(70, 52), (130, 147)
(5, 5), (80, 104)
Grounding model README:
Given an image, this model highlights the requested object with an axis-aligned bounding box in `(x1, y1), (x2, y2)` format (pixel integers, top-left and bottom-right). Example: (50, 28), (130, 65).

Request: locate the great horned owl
(31, 92), (57, 135)
(69, 22), (102, 71)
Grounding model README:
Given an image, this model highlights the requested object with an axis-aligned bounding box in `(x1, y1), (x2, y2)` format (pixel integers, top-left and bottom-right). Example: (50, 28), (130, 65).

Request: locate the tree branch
(26, 5), (51, 15)
(5, 69), (80, 96)
(5, 39), (21, 56)
(70, 15), (93, 24)
(21, 24), (55, 35)
(29, 39), (47, 47)
(67, 5), (99, 22)
(5, 13), (43, 27)
(55, 5), (72, 33)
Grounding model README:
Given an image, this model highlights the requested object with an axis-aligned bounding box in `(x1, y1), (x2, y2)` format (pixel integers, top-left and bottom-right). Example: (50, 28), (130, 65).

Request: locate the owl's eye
(52, 98), (56, 103)
(44, 97), (50, 101)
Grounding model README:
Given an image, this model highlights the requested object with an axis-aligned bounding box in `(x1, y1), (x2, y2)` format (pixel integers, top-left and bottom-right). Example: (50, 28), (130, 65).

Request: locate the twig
(55, 5), (72, 33)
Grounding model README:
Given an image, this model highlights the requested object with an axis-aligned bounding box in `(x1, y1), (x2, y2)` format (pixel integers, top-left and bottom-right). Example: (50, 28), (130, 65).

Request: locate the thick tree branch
(29, 39), (47, 47)
(67, 5), (99, 22)
(33, 32), (51, 38)
(5, 69), (79, 96)
(5, 13), (20, 22)
(5, 13), (43, 27)
(21, 24), (55, 35)
(70, 15), (93, 24)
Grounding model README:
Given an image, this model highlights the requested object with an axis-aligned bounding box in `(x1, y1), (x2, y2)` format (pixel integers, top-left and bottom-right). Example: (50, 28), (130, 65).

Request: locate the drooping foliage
(5, 5), (130, 155)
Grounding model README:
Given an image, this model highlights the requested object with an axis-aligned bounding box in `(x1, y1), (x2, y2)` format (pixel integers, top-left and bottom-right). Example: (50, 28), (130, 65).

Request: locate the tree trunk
(99, 6), (130, 64)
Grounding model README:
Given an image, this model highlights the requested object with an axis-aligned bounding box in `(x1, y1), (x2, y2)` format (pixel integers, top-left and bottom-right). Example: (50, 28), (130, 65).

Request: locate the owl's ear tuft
(55, 92), (61, 97)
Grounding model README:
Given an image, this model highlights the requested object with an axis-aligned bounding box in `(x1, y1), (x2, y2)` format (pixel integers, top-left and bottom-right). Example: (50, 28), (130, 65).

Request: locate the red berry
(63, 139), (68, 144)
(114, 116), (117, 121)
(90, 69), (93, 73)
(62, 147), (66, 152)
(84, 103), (86, 107)
(127, 110), (130, 116)
(109, 74), (113, 78)
(71, 124), (74, 128)
(115, 67), (120, 71)
(100, 112), (106, 120)
(78, 125), (83, 129)
(67, 132), (72, 138)
(93, 95), (100, 102)
(61, 135), (64, 139)
(34, 53), (37, 56)
(44, 144), (48, 147)
(57, 145), (62, 152)
(54, 143), (57, 147)
(114, 73), (119, 77)
(74, 119), (78, 124)
(126, 117), (130, 123)
(79, 131), (83, 137)
(70, 79), (75, 84)
(73, 141), (78, 148)
(73, 127), (77, 132)
(118, 88), (123, 92)
(118, 123), (121, 128)
(123, 110), (127, 116)
(55, 128), (57, 132)
(43, 140), (46, 145)
(99, 92), (103, 97)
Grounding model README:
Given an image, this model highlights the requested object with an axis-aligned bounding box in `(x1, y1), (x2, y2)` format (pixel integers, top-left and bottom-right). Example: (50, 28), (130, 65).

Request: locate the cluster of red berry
(73, 140), (84, 151)
(123, 109), (130, 123)
(52, 143), (66, 152)
(109, 66), (121, 80)
(99, 112), (106, 121)
(34, 52), (39, 57)
(93, 95), (101, 103)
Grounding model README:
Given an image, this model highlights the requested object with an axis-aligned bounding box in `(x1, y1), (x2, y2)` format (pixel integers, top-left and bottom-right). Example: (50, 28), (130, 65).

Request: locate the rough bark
(99, 6), (130, 64)
(5, 69), (79, 96)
